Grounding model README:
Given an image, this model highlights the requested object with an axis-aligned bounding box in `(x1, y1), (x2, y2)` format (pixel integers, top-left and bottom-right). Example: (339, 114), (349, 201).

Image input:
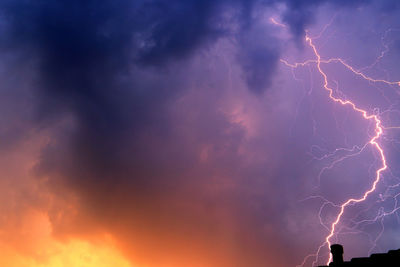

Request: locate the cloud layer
(0, 0), (399, 266)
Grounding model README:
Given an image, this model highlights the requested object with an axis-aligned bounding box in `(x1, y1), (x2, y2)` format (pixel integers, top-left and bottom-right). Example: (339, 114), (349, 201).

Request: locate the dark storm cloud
(237, 23), (279, 94)
(279, 0), (371, 37)
(0, 0), (229, 175)
(0, 0), (374, 140)
(136, 0), (225, 64)
(0, 0), (391, 266)
(0, 0), (219, 121)
(0, 0), (279, 192)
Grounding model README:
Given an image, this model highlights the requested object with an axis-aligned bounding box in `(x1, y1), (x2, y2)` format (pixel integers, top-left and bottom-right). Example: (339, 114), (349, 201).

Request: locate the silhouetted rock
(318, 244), (400, 267)
(330, 244), (344, 265)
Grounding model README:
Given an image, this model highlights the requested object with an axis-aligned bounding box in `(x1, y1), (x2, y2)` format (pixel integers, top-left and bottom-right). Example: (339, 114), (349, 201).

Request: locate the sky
(0, 0), (400, 266)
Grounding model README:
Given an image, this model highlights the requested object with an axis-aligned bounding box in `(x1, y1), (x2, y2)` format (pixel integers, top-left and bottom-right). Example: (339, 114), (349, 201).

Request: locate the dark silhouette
(330, 244), (344, 264)
(318, 244), (400, 267)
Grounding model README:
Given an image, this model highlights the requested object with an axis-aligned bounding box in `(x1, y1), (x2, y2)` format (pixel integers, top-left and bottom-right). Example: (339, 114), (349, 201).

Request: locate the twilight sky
(1, 1), (400, 266)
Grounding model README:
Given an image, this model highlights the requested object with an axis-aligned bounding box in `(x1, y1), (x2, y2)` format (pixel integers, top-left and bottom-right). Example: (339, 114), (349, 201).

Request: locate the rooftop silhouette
(318, 244), (400, 267)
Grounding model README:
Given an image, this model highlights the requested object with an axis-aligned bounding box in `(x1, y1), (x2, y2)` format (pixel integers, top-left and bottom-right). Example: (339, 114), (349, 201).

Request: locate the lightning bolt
(281, 25), (400, 266)
(305, 34), (388, 265)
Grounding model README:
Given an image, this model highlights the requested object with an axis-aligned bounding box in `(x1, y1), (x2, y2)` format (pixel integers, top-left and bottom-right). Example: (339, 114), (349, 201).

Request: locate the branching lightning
(306, 34), (388, 265)
(280, 19), (400, 266)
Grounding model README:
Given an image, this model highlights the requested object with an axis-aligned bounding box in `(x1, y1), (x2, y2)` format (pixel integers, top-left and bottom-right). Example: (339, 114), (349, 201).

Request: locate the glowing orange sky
(0, 134), (131, 267)
(0, 212), (133, 267)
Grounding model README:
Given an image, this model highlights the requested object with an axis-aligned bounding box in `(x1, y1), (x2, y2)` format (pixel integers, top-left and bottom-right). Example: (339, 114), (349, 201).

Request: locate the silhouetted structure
(318, 244), (400, 267)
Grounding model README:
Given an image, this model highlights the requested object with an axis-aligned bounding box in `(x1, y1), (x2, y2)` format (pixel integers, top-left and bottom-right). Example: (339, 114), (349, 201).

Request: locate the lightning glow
(306, 34), (388, 265)
(281, 26), (400, 265)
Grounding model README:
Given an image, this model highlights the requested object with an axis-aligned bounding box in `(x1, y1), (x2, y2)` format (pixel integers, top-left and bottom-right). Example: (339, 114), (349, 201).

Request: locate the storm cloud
(0, 0), (399, 266)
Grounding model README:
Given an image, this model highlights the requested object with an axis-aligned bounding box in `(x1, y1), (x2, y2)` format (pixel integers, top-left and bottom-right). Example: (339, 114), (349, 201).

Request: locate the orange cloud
(0, 211), (133, 267)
